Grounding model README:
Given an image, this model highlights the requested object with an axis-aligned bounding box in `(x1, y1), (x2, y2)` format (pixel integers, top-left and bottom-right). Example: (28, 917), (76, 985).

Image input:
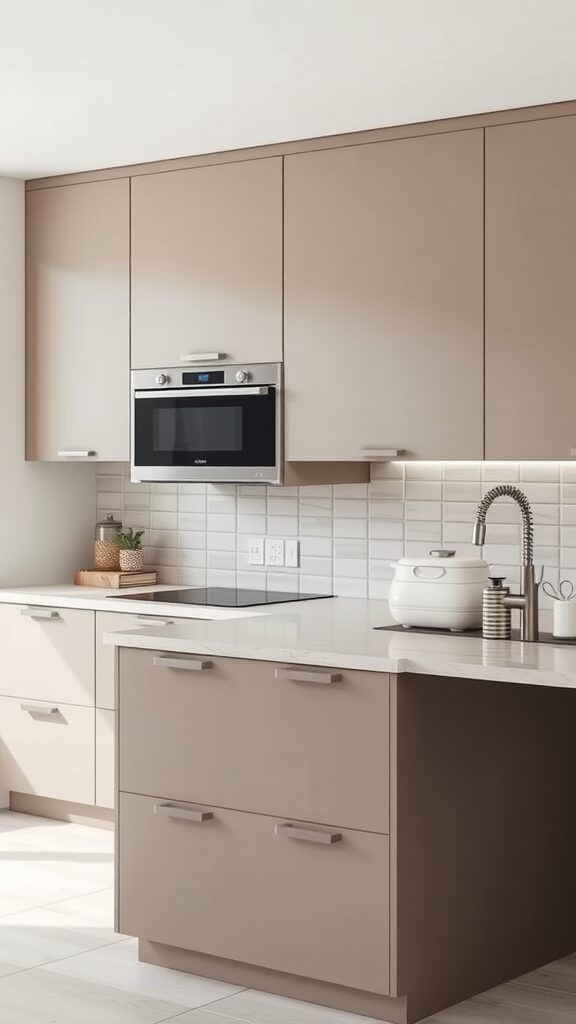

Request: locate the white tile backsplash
(98, 463), (576, 596)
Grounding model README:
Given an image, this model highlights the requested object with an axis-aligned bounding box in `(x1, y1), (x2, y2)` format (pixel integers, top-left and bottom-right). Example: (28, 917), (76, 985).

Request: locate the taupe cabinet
(131, 158), (283, 369)
(284, 130), (484, 461)
(485, 115), (576, 459)
(26, 179), (130, 462)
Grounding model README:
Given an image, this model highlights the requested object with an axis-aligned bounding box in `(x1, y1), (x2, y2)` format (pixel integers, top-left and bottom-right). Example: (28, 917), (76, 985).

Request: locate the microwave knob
(235, 369), (249, 383)
(155, 373), (169, 386)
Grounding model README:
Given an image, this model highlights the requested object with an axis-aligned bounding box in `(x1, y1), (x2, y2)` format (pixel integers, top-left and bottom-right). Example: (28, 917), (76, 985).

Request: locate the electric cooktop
(108, 587), (332, 608)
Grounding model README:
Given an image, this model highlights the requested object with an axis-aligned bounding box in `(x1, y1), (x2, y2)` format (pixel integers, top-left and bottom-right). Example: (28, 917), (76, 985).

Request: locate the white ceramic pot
(389, 549), (489, 630)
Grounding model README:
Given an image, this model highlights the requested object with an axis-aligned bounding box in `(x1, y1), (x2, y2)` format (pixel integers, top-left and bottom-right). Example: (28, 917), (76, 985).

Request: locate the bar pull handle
(180, 352), (225, 363)
(20, 607), (60, 620)
(275, 666), (341, 685)
(354, 448), (403, 459)
(275, 823), (342, 845)
(154, 803), (214, 823)
(57, 450), (96, 457)
(21, 703), (59, 717)
(135, 616), (174, 627)
(153, 655), (213, 671)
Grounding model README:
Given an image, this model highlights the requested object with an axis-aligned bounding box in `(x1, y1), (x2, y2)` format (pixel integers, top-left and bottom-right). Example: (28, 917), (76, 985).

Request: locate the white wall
(0, 176), (94, 586)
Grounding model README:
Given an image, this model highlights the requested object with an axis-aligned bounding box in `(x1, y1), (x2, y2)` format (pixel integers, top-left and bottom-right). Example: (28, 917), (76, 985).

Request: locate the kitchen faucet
(472, 485), (540, 641)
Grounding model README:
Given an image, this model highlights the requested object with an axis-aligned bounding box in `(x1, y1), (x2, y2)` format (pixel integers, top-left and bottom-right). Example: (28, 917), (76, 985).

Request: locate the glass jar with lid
(94, 514), (122, 571)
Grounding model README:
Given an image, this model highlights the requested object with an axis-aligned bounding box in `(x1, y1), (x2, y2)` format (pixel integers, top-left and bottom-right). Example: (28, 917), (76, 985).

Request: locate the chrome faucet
(472, 485), (540, 642)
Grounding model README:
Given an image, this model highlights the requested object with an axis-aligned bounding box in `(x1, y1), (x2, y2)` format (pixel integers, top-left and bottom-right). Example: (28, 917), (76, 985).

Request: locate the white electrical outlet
(265, 538), (285, 567)
(285, 539), (300, 568)
(248, 537), (264, 566)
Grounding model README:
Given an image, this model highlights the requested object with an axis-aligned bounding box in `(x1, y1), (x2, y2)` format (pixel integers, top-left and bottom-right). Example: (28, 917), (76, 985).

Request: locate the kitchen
(1, 2), (576, 1023)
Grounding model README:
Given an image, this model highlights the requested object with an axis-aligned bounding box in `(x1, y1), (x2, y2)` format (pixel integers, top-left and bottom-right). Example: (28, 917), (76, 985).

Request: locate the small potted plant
(117, 527), (145, 572)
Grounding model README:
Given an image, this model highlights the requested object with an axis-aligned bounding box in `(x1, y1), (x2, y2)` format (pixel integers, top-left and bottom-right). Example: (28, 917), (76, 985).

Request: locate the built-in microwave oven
(131, 362), (282, 483)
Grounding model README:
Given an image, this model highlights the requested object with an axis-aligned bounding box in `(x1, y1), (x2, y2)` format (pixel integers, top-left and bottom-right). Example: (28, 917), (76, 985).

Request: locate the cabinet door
(0, 605), (94, 706)
(285, 131), (484, 461)
(131, 159), (282, 369)
(96, 709), (114, 809)
(485, 117), (576, 459)
(119, 793), (390, 994)
(26, 179), (129, 461)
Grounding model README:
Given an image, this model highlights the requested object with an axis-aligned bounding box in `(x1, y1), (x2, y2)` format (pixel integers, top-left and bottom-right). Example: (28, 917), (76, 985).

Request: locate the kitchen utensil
(543, 579), (575, 602)
(388, 549), (489, 630)
(482, 576), (512, 639)
(94, 514), (122, 570)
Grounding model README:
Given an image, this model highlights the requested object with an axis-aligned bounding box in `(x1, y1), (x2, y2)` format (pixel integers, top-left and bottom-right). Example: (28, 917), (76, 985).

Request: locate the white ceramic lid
(396, 549), (489, 569)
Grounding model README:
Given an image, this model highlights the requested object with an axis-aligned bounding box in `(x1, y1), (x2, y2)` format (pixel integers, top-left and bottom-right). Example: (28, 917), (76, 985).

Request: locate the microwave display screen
(153, 406), (242, 453)
(182, 371), (225, 385)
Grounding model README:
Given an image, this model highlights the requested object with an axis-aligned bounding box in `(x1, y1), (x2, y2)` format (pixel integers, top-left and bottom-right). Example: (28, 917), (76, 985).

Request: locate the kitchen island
(106, 597), (576, 1023)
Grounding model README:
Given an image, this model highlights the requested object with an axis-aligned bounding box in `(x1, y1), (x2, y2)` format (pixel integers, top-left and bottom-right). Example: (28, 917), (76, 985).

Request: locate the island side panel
(393, 672), (576, 1022)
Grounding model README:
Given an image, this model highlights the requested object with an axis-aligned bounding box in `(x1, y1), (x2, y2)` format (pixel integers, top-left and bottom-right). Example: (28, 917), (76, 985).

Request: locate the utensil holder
(553, 599), (576, 639)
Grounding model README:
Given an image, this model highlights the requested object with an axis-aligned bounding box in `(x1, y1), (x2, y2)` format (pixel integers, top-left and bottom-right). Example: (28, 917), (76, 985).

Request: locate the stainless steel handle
(354, 447), (403, 459)
(135, 387), (270, 400)
(57, 450), (96, 457)
(154, 802), (213, 823)
(135, 616), (174, 627)
(21, 703), (59, 717)
(275, 823), (342, 845)
(275, 666), (341, 685)
(153, 655), (213, 671)
(180, 352), (225, 362)
(20, 607), (60, 620)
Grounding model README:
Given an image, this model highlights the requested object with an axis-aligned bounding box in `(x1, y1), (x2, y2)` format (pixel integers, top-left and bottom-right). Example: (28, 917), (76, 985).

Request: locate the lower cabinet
(96, 709), (115, 810)
(118, 792), (390, 995)
(0, 696), (95, 804)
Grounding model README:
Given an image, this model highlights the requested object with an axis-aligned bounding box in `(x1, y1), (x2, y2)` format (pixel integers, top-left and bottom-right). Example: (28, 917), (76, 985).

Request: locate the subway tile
(179, 548), (207, 568)
(479, 523), (519, 546)
(562, 484), (576, 503)
(96, 492), (123, 511)
(97, 462), (123, 475)
(332, 577), (368, 597)
(369, 539), (404, 559)
(369, 519), (403, 540)
(368, 559), (395, 580)
(368, 579), (391, 599)
(123, 479), (150, 494)
(156, 566), (179, 585)
(482, 544), (521, 565)
(179, 568), (207, 586)
(405, 462), (442, 481)
(442, 481), (482, 502)
(238, 484), (265, 496)
(405, 500), (442, 521)
(267, 497), (298, 516)
(519, 482), (559, 504)
(561, 549), (576, 569)
(482, 462), (519, 481)
(334, 539), (367, 559)
(405, 481), (442, 501)
(178, 531), (206, 550)
(369, 499), (404, 520)
(145, 546), (178, 567)
(370, 461), (404, 480)
(561, 526), (576, 547)
(207, 513), (236, 532)
(177, 512), (206, 532)
(368, 479), (404, 500)
(442, 522), (474, 544)
(97, 475), (122, 493)
(333, 518), (368, 538)
(299, 517), (332, 537)
(405, 541), (441, 557)
(334, 499), (368, 518)
(532, 503), (560, 525)
(150, 510), (178, 530)
(562, 505), (576, 525)
(207, 495), (237, 515)
(534, 525), (560, 546)
(442, 462), (482, 481)
(333, 558), (368, 579)
(178, 482), (207, 494)
(534, 545), (560, 568)
(561, 463), (576, 483)
(207, 532), (236, 551)
(123, 492), (150, 511)
(299, 496), (333, 517)
(207, 550), (236, 571)
(237, 570), (267, 589)
(443, 501), (480, 523)
(333, 483), (368, 497)
(520, 462), (560, 483)
(405, 521), (442, 543)
(206, 483), (237, 496)
(149, 529), (177, 549)
(207, 569), (237, 587)
(150, 492), (177, 512)
(299, 575), (333, 595)
(266, 572), (299, 593)
(300, 556), (333, 576)
(237, 514), (266, 534)
(267, 486), (299, 497)
(121, 511), (149, 530)
(179, 494), (206, 513)
(238, 496), (266, 516)
(300, 537), (332, 558)
(267, 516), (299, 536)
(150, 481), (178, 494)
(298, 485), (333, 497)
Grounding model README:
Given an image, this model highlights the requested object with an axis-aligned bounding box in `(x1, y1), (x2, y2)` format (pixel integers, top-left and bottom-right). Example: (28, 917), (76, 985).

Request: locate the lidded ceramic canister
(94, 514), (122, 571)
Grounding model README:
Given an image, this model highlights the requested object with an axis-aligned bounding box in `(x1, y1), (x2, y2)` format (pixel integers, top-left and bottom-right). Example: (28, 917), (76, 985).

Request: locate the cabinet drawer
(96, 611), (181, 709)
(96, 709), (114, 809)
(0, 696), (95, 804)
(119, 649), (390, 833)
(0, 604), (94, 705)
(118, 793), (390, 994)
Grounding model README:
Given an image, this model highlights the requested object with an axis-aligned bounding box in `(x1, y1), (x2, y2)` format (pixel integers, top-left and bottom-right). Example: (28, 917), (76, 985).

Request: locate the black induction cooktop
(108, 587), (332, 608)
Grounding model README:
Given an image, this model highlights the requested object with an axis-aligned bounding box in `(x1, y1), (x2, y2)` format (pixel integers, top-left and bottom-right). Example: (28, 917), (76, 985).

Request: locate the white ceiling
(2, 0), (575, 179)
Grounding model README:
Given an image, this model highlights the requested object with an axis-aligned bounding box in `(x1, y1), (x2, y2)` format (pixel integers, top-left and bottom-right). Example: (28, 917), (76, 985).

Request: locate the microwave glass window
(153, 407), (242, 453)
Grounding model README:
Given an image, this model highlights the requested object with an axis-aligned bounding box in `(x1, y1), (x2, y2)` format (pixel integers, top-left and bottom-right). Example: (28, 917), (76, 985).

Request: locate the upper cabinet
(131, 158), (283, 369)
(485, 116), (576, 460)
(284, 130), (484, 461)
(26, 179), (129, 462)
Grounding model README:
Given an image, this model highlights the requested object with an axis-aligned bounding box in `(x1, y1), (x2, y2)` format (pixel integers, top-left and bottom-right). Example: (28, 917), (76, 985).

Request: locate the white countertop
(2, 583), (576, 688)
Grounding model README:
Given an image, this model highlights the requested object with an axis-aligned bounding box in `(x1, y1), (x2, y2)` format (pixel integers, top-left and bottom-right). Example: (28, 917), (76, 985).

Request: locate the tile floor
(0, 809), (574, 1023)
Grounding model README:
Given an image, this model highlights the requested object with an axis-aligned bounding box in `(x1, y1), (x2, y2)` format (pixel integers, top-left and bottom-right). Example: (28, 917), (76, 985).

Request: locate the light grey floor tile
(0, 901), (124, 976)
(193, 989), (382, 1023)
(43, 936), (245, 1008)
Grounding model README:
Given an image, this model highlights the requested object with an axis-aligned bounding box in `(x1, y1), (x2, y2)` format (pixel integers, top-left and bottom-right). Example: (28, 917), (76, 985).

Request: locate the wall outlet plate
(285, 539), (300, 568)
(265, 538), (285, 567)
(248, 537), (264, 566)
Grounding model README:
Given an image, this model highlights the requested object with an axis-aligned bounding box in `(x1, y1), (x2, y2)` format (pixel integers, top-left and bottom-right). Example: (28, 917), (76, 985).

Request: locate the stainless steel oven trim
(134, 387), (271, 400)
(130, 362), (283, 485)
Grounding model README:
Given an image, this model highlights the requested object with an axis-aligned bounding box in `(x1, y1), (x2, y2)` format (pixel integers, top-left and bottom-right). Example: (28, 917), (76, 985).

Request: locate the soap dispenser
(482, 576), (512, 640)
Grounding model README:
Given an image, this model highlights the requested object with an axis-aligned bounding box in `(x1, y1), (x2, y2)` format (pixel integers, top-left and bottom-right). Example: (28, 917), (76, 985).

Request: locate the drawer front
(119, 649), (390, 833)
(96, 611), (182, 709)
(0, 604), (94, 705)
(96, 709), (114, 809)
(0, 696), (95, 804)
(118, 793), (390, 994)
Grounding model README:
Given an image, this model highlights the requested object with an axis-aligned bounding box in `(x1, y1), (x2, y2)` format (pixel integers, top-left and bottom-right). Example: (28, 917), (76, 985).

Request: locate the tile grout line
(0, 885), (114, 922)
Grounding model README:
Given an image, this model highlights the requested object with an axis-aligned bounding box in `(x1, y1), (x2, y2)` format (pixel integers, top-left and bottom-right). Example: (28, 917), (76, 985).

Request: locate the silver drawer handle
(136, 616), (174, 627)
(154, 803), (213, 823)
(275, 823), (342, 845)
(153, 655), (212, 671)
(275, 666), (341, 685)
(21, 703), (59, 717)
(57, 450), (96, 457)
(354, 447), (403, 459)
(180, 352), (225, 362)
(20, 607), (60, 620)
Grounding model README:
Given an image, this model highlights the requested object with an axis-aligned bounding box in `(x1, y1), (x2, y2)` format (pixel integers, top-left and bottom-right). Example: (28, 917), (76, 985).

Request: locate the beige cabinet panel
(485, 117), (576, 459)
(26, 179), (130, 461)
(119, 649), (389, 833)
(96, 709), (114, 810)
(284, 130), (484, 460)
(131, 159), (282, 369)
(118, 793), (390, 994)
(0, 605), (94, 706)
(96, 611), (187, 709)
(0, 697), (95, 804)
